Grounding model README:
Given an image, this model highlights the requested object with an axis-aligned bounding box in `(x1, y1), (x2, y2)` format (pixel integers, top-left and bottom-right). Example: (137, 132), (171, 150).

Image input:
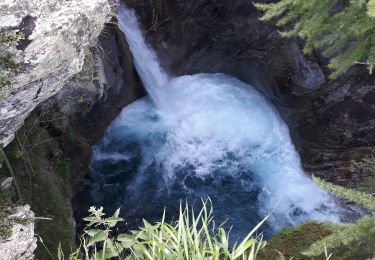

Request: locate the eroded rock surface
(0, 0), (115, 146)
(0, 205), (36, 260)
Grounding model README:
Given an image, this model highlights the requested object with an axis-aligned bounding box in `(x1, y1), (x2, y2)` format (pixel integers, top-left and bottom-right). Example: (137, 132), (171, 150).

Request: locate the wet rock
(287, 42), (326, 93)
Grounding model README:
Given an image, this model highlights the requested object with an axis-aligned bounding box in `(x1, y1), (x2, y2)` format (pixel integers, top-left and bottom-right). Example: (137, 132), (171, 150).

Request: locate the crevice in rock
(16, 15), (36, 51)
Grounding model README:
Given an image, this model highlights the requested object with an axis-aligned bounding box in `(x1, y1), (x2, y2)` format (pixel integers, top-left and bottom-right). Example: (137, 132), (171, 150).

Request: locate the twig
(27, 138), (57, 150)
(35, 234), (56, 260)
(33, 217), (53, 221)
(22, 113), (43, 148)
(147, 18), (171, 32)
(31, 123), (49, 148)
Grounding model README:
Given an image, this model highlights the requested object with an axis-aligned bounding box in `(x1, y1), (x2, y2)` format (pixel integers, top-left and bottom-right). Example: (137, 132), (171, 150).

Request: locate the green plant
(72, 48), (98, 82)
(0, 183), (14, 239)
(350, 156), (375, 173)
(72, 74), (99, 82)
(0, 117), (75, 258)
(260, 221), (332, 259)
(60, 200), (267, 260)
(0, 30), (24, 96)
(302, 176), (375, 258)
(0, 210), (12, 239)
(58, 159), (70, 180)
(0, 187), (28, 240)
(255, 0), (375, 79)
(0, 31), (24, 47)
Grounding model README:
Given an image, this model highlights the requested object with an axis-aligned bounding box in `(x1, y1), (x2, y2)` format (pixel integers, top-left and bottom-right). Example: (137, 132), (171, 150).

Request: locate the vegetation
(57, 201), (267, 260)
(72, 48), (99, 82)
(301, 176), (375, 258)
(350, 156), (375, 194)
(0, 112), (74, 259)
(0, 160), (31, 240)
(259, 221), (331, 259)
(0, 179), (15, 239)
(255, 0), (375, 79)
(351, 156), (375, 174)
(0, 30), (24, 96)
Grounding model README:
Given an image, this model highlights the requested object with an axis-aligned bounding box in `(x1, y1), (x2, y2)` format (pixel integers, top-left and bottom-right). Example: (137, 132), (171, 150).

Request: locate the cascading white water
(118, 6), (170, 111)
(79, 5), (359, 239)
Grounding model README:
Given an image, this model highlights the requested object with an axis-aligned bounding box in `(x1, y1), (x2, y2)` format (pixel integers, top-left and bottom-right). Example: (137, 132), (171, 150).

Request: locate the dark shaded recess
(17, 15), (37, 51)
(68, 21), (144, 187)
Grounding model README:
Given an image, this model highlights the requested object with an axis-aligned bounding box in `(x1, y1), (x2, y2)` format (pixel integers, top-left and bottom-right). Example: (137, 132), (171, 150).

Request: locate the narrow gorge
(75, 5), (360, 241)
(0, 0), (374, 259)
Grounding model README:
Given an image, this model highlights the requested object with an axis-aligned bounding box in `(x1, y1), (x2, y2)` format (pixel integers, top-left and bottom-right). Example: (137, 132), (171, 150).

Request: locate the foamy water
(79, 5), (357, 240)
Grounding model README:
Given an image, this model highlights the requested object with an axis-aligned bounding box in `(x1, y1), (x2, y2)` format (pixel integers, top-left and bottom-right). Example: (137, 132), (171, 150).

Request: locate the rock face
(0, 205), (37, 260)
(123, 0), (375, 186)
(0, 0), (115, 146)
(0, 22), (144, 257)
(40, 23), (144, 187)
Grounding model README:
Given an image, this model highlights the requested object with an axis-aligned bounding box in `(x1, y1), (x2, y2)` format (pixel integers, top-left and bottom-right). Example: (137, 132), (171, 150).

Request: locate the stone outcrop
(0, 21), (144, 257)
(0, 1), (126, 257)
(0, 0), (115, 146)
(0, 205), (36, 260)
(123, 0), (375, 187)
(39, 23), (144, 188)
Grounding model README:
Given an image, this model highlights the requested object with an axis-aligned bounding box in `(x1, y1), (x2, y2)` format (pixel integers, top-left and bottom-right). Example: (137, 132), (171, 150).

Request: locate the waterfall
(78, 5), (362, 240)
(118, 5), (169, 111)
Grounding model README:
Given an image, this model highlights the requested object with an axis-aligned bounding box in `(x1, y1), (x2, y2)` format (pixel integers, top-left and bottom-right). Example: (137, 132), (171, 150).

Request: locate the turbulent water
(77, 6), (354, 240)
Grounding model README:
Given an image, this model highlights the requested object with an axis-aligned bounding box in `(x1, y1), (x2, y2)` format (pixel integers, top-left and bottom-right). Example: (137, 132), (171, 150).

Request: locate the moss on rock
(259, 221), (331, 259)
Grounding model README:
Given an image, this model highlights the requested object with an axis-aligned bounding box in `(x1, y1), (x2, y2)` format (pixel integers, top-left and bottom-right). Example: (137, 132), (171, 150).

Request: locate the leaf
(94, 248), (118, 260)
(303, 216), (375, 256)
(57, 243), (64, 260)
(83, 216), (99, 226)
(117, 233), (136, 248)
(105, 239), (121, 258)
(233, 239), (256, 258)
(105, 208), (124, 227)
(106, 217), (124, 227)
(14, 149), (23, 159)
(313, 176), (375, 211)
(85, 229), (102, 237)
(112, 208), (121, 218)
(368, 0), (375, 17)
(117, 233), (133, 241)
(83, 216), (98, 222)
(68, 246), (81, 260)
(88, 230), (107, 247)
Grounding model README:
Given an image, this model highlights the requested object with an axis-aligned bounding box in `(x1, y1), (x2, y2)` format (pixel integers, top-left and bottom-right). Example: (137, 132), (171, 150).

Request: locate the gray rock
(288, 42), (326, 93)
(0, 205), (36, 260)
(0, 0), (116, 146)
